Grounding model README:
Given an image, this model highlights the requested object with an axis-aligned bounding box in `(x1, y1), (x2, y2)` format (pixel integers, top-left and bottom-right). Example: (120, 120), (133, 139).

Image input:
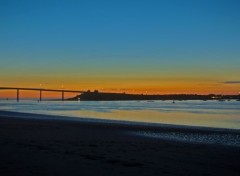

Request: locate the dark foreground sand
(0, 111), (240, 176)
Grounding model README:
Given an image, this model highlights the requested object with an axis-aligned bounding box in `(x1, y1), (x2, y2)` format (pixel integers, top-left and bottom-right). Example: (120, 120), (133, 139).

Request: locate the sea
(1, 99), (240, 146)
(0, 99), (239, 130)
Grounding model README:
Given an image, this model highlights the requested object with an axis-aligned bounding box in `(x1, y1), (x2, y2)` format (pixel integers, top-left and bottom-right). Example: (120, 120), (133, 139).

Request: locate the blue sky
(0, 0), (240, 94)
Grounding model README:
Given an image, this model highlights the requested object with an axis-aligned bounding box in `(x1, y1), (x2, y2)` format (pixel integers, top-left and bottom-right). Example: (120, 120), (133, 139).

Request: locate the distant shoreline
(69, 91), (240, 101)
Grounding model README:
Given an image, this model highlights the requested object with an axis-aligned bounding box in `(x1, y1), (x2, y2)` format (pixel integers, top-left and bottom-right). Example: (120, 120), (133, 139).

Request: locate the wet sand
(0, 111), (240, 176)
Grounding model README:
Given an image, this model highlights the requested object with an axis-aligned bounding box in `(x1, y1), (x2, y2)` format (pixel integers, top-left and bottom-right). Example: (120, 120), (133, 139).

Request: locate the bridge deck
(0, 87), (84, 93)
(0, 87), (84, 101)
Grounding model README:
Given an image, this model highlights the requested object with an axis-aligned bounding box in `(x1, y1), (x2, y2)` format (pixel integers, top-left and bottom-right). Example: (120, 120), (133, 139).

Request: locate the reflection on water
(0, 100), (239, 129)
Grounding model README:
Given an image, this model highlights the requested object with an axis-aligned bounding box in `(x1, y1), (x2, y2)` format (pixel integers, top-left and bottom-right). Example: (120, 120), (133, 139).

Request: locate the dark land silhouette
(69, 90), (240, 101)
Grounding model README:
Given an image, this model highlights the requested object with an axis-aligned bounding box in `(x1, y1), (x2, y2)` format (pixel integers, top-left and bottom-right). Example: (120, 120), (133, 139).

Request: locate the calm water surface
(0, 100), (239, 129)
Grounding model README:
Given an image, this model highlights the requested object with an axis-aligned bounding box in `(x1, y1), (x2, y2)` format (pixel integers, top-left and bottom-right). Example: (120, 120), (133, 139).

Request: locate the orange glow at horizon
(0, 81), (239, 99)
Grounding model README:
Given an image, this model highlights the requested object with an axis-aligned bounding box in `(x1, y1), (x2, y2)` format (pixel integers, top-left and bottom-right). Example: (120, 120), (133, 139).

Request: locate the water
(0, 100), (239, 129)
(133, 131), (240, 147)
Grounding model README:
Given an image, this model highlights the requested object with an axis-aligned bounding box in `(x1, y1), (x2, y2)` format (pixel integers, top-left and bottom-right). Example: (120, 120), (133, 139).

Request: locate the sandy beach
(0, 111), (240, 176)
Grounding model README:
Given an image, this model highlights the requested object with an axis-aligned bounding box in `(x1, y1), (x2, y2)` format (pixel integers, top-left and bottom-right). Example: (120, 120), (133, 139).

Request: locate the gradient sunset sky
(1, 0), (240, 97)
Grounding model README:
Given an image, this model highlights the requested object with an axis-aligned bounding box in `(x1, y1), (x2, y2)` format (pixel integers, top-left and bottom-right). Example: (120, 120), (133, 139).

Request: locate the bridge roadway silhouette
(0, 87), (85, 101)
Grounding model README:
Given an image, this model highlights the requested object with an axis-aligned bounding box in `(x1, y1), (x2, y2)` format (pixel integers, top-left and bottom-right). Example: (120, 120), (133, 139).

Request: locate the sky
(0, 0), (240, 97)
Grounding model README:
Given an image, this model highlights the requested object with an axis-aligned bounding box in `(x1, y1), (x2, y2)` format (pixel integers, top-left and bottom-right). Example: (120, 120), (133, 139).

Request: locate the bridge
(0, 87), (85, 101)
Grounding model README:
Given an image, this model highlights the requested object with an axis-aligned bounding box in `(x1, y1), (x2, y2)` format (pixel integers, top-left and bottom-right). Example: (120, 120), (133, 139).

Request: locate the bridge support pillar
(62, 91), (64, 101)
(40, 90), (42, 101)
(17, 89), (19, 102)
